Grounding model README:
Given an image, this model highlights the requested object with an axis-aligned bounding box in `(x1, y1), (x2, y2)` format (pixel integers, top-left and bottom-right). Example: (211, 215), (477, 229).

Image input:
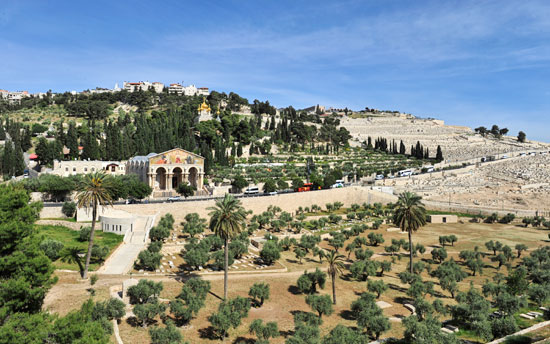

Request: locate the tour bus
(244, 186), (259, 195)
(426, 166), (434, 173)
(397, 169), (412, 177)
(335, 179), (345, 185)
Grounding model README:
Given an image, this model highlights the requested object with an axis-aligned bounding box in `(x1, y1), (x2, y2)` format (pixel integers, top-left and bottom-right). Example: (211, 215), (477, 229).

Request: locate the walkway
(98, 215), (155, 275)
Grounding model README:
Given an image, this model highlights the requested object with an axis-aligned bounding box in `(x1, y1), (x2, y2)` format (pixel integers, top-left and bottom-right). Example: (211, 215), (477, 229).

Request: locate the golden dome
(197, 98), (211, 112)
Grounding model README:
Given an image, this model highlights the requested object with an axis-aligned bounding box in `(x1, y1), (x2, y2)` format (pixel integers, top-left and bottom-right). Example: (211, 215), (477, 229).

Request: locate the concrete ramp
(98, 214), (156, 275)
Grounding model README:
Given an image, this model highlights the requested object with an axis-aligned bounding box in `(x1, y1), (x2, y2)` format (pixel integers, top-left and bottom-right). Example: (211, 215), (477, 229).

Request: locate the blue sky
(2, 1), (550, 141)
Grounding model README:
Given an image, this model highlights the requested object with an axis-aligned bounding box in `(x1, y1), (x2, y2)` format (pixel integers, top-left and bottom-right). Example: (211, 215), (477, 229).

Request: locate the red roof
(29, 153), (38, 159)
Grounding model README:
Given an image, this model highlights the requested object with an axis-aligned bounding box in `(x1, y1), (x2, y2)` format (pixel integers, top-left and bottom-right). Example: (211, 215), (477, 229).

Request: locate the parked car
(167, 196), (182, 202)
(330, 183), (344, 189)
(268, 191), (278, 196)
(126, 198), (141, 204)
(375, 174), (384, 180)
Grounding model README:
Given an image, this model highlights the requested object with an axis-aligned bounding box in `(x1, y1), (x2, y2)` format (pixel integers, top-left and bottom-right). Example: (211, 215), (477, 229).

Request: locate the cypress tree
(400, 140), (406, 155)
(66, 121), (79, 160)
(14, 144), (25, 176)
(2, 139), (15, 176)
(0, 120), (5, 140)
(237, 143), (243, 157)
(436, 145), (444, 162)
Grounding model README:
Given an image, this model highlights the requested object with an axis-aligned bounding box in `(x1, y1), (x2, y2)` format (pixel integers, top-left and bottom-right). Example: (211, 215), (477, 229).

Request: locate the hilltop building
(123, 81), (164, 93)
(0, 89), (30, 104)
(168, 83), (210, 96)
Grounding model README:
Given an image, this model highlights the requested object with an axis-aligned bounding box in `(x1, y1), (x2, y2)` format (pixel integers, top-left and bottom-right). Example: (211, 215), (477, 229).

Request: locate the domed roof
(197, 98), (211, 112)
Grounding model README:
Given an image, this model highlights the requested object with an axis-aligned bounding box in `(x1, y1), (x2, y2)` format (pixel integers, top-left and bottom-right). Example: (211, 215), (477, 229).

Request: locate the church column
(167, 173), (173, 190)
(148, 173), (156, 190)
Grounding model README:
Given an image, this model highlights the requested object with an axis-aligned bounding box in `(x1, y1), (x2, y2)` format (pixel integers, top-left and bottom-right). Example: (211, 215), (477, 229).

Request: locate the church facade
(126, 148), (205, 196)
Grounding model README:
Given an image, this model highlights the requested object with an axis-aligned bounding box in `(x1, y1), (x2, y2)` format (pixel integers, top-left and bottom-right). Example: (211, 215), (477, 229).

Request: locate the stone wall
(40, 187), (396, 224)
(111, 187), (396, 224)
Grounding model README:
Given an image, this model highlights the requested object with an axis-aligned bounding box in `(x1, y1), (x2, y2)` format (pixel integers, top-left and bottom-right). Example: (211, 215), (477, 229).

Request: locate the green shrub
(61, 201), (77, 218)
(79, 226), (91, 242)
(40, 239), (64, 261)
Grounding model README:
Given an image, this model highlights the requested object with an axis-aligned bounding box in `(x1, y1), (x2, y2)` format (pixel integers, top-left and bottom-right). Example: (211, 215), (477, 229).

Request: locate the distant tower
(114, 83), (120, 91)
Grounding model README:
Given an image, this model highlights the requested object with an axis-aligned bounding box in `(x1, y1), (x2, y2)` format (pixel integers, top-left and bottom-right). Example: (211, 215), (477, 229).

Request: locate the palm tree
(326, 249), (346, 304)
(61, 246), (85, 277)
(76, 172), (113, 279)
(208, 194), (247, 300)
(393, 191), (427, 274)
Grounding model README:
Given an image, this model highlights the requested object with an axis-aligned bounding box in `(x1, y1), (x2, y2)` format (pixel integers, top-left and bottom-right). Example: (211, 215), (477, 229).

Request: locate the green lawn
(35, 225), (123, 271)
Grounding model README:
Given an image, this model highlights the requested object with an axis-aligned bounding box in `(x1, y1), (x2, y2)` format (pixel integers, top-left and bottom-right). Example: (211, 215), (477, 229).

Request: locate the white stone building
(0, 89), (30, 104)
(51, 160), (126, 177)
(123, 81), (164, 93)
(168, 83), (210, 96)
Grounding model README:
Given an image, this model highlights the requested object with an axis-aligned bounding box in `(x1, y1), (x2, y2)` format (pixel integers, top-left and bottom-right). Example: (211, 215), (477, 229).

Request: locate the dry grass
(45, 220), (550, 343)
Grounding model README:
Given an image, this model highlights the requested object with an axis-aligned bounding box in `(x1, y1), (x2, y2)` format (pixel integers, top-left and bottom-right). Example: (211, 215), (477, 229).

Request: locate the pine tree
(400, 140), (406, 155)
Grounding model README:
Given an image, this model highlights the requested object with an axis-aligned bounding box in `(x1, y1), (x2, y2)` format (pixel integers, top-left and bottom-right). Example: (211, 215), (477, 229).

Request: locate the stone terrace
(340, 113), (550, 163)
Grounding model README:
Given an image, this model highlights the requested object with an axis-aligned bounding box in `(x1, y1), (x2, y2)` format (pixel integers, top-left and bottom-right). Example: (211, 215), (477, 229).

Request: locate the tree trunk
(332, 272), (337, 304)
(408, 228), (413, 274)
(77, 259), (85, 278)
(224, 238), (228, 300)
(83, 201), (97, 279)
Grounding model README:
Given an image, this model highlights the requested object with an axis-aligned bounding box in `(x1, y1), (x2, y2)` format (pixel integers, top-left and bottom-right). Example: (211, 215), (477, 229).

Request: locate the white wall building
(51, 160), (126, 177)
(0, 90), (30, 104)
(123, 81), (164, 93)
(168, 83), (210, 96)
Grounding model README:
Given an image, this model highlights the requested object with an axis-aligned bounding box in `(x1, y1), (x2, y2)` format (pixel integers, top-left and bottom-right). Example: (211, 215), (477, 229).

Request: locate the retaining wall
(111, 187), (397, 224)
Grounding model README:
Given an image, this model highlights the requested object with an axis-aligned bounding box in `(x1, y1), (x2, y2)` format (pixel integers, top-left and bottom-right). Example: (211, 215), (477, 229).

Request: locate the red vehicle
(297, 183), (313, 192)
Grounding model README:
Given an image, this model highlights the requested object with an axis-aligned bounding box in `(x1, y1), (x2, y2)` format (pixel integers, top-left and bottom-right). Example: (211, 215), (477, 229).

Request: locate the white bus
(398, 169), (412, 177)
(335, 179), (344, 184)
(244, 187), (259, 195)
